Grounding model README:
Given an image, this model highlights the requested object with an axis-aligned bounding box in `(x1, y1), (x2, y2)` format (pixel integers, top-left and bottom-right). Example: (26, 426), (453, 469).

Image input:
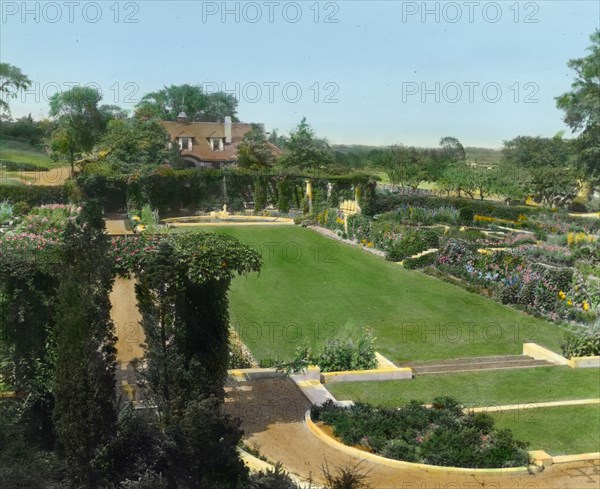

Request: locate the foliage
(501, 135), (578, 206)
(556, 30), (600, 184)
(0, 184), (66, 206)
(0, 200), (12, 224)
(229, 330), (256, 369)
(0, 63), (32, 114)
(135, 84), (238, 122)
(385, 228), (439, 262)
(282, 329), (377, 373)
(561, 325), (600, 358)
(48, 86), (105, 174)
(254, 177), (268, 212)
(369, 193), (547, 220)
(51, 203), (118, 488)
(0, 159), (49, 171)
(248, 462), (301, 489)
(321, 461), (372, 489)
(278, 118), (334, 171)
(96, 118), (177, 171)
(237, 124), (275, 170)
(311, 398), (530, 469)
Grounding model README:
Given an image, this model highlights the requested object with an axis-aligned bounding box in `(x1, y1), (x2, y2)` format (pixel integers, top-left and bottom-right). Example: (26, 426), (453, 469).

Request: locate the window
(179, 137), (191, 150)
(211, 138), (223, 151)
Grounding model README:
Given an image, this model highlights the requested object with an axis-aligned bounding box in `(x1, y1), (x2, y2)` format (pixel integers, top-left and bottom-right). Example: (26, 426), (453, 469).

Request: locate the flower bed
(311, 398), (530, 468)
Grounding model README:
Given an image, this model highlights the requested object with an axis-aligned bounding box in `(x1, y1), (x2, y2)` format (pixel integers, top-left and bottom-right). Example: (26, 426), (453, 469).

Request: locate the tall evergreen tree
(52, 201), (117, 488)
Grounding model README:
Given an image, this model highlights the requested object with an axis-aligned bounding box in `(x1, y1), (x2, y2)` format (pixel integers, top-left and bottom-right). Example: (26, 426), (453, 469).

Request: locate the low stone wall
(321, 367), (412, 384)
(305, 411), (534, 475)
(523, 342), (600, 369)
(569, 356), (600, 368)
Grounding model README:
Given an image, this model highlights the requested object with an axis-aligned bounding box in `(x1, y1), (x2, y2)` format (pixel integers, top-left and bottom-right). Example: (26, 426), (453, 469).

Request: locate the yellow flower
(582, 301), (590, 311)
(558, 291), (566, 300)
(567, 299), (573, 306)
(132, 216), (141, 222)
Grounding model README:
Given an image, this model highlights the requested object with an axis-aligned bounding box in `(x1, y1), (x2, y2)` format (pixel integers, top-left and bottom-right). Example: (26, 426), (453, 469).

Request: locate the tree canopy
(0, 63), (31, 114)
(135, 84), (239, 122)
(278, 117), (334, 171)
(556, 30), (600, 184)
(236, 124), (274, 170)
(48, 86), (105, 174)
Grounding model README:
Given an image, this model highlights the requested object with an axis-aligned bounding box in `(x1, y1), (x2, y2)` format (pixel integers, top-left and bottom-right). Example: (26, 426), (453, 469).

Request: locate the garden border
(304, 410), (537, 475)
(524, 342), (600, 369)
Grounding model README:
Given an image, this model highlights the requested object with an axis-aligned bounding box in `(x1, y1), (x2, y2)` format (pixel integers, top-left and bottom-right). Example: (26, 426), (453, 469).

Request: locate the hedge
(1, 160), (50, 172)
(75, 168), (378, 213)
(370, 193), (548, 220)
(0, 185), (66, 205)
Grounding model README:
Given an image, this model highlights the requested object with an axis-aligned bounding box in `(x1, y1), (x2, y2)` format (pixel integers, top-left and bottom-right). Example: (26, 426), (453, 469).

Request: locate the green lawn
(491, 405), (600, 455)
(0, 139), (61, 168)
(327, 367), (600, 407)
(183, 225), (564, 364)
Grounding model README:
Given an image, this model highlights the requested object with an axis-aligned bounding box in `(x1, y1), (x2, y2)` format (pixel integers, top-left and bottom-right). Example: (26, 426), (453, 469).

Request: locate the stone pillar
(305, 179), (313, 214)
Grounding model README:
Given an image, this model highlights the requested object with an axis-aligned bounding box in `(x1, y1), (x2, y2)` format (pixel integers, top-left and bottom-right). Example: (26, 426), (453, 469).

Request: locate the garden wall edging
(304, 410), (534, 476)
(523, 342), (600, 369)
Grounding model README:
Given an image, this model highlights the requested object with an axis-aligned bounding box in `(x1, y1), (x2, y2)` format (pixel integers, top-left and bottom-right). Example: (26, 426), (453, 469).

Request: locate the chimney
(224, 116), (232, 144)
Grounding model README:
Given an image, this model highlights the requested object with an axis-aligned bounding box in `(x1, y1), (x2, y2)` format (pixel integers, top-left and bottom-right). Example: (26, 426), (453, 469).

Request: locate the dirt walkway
(225, 377), (600, 488)
(105, 217), (130, 235)
(13, 166), (73, 186)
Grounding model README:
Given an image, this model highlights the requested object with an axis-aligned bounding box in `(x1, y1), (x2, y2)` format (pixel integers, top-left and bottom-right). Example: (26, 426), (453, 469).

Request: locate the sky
(1, 0), (598, 148)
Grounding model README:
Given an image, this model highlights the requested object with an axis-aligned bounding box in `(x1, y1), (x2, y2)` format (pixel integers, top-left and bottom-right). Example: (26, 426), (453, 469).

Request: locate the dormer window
(211, 138), (223, 151)
(178, 137), (192, 151)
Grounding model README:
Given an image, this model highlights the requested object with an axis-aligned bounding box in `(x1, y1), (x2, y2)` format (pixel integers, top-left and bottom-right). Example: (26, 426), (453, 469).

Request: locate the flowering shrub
(386, 205), (459, 225)
(435, 239), (598, 323)
(14, 204), (81, 234)
(311, 398), (530, 468)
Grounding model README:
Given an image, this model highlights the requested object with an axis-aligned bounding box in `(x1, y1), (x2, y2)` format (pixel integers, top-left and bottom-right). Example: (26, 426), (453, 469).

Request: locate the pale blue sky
(1, 0), (598, 147)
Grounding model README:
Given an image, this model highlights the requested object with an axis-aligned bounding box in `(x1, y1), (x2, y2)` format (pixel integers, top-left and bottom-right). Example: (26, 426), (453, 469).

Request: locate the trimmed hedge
(0, 160), (50, 172)
(371, 193), (548, 220)
(75, 168), (378, 213)
(385, 228), (439, 261)
(0, 185), (66, 205)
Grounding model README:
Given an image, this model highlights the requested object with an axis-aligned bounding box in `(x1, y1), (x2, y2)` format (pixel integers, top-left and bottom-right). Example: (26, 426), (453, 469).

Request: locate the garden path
(224, 376), (600, 488)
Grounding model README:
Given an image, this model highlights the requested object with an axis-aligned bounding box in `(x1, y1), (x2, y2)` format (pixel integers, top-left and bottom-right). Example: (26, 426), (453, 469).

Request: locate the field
(182, 225), (565, 364)
(327, 367), (600, 406)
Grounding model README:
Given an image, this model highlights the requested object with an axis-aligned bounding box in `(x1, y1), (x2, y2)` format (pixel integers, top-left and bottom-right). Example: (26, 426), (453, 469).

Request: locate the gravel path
(225, 377), (599, 488)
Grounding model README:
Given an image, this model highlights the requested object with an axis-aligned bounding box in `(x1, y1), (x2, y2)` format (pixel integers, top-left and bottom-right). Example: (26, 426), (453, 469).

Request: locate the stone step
(415, 362), (555, 375)
(404, 355), (530, 368)
(410, 356), (554, 375)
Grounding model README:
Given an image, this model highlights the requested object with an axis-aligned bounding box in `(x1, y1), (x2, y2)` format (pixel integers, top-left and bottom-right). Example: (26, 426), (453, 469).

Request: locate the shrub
(311, 398), (529, 469)
(0, 160), (49, 172)
(281, 329), (377, 373)
(458, 206), (474, 224)
(569, 197), (589, 213)
(561, 327), (600, 358)
(0, 200), (13, 224)
(248, 463), (301, 489)
(11, 201), (30, 217)
(386, 228), (439, 261)
(0, 185), (66, 206)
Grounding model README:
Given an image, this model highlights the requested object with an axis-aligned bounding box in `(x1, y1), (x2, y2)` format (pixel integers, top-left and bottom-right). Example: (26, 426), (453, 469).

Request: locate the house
(161, 113), (281, 169)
